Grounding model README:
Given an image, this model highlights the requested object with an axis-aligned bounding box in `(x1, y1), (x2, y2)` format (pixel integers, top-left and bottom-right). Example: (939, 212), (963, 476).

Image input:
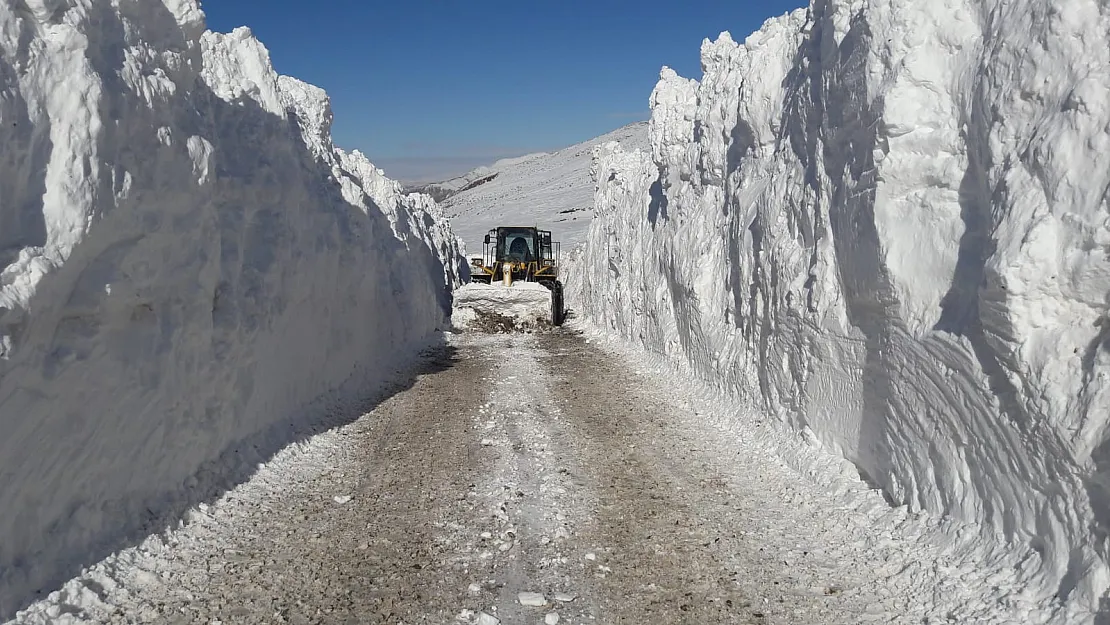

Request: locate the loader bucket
(453, 281), (563, 331)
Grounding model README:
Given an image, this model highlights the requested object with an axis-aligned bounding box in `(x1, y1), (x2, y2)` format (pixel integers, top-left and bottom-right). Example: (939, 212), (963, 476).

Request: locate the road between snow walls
(3, 329), (1052, 624)
(0, 1), (463, 618)
(568, 0), (1110, 621)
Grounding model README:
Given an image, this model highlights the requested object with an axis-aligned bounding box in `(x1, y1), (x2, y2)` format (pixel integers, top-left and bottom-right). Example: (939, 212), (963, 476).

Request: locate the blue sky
(201, 0), (805, 182)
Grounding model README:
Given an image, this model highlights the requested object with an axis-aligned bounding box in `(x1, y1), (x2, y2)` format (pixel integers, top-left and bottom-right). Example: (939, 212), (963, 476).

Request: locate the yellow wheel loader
(459, 226), (564, 326)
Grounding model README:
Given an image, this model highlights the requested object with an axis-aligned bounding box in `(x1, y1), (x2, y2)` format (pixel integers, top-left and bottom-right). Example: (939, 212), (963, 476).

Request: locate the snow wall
(570, 0), (1110, 616)
(0, 1), (464, 616)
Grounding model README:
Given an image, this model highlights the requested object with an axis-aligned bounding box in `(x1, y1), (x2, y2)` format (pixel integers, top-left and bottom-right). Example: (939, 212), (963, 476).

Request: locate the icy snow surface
(0, 0), (462, 617)
(570, 0), (1110, 620)
(438, 122), (648, 253)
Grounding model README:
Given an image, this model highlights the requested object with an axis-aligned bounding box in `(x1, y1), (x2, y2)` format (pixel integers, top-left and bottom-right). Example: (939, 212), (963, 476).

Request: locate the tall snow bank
(0, 1), (462, 616)
(571, 0), (1110, 619)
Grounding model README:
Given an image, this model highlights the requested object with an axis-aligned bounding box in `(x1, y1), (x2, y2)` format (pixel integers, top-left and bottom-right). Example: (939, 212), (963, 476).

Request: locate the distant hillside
(423, 122), (649, 253)
(407, 152), (548, 203)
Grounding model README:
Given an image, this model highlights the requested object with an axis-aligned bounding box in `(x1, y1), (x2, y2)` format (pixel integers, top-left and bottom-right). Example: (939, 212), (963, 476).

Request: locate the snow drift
(571, 0), (1110, 618)
(0, 0), (462, 617)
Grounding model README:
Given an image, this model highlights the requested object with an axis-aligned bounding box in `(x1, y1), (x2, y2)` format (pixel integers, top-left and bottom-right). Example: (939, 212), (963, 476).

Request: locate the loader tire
(550, 282), (565, 326)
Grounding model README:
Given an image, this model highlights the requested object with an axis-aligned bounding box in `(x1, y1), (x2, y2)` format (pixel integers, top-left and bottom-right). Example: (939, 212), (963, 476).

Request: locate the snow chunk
(517, 591), (547, 607)
(453, 282), (554, 330)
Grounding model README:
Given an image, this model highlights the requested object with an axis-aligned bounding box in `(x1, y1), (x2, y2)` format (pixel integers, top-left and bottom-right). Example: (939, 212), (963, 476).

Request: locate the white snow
(569, 0), (1110, 620)
(453, 282), (554, 330)
(0, 1), (461, 617)
(415, 152), (547, 199)
(437, 123), (649, 253)
(517, 591), (547, 607)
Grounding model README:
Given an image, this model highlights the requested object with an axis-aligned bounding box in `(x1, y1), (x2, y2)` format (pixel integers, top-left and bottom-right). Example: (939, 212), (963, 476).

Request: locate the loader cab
(467, 225), (565, 325)
(486, 227), (533, 262)
(483, 228), (558, 266)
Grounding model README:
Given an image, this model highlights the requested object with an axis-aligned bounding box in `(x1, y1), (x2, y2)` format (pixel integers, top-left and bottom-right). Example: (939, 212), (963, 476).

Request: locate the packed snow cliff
(0, 0), (462, 617)
(571, 0), (1110, 620)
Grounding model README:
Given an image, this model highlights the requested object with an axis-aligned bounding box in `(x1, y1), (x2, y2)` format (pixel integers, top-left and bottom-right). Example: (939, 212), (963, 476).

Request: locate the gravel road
(9, 327), (1032, 625)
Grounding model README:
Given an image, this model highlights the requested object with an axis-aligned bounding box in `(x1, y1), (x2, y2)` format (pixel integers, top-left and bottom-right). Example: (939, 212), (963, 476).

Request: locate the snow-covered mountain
(432, 122), (649, 253)
(570, 1), (1110, 620)
(407, 152), (549, 203)
(0, 2), (462, 617)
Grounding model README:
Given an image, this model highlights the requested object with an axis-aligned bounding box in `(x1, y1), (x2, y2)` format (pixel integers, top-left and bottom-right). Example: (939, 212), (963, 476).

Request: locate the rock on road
(9, 327), (1031, 625)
